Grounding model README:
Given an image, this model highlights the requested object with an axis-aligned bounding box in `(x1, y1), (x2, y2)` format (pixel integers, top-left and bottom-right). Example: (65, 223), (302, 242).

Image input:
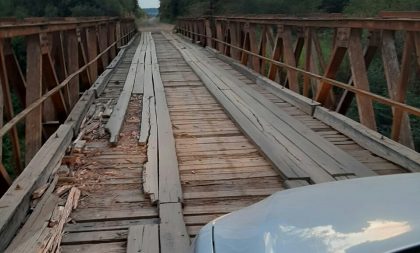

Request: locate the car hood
(194, 174), (420, 253)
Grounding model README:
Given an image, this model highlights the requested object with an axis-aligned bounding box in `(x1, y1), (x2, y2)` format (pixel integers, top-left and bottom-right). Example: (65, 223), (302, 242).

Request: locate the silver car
(191, 174), (420, 253)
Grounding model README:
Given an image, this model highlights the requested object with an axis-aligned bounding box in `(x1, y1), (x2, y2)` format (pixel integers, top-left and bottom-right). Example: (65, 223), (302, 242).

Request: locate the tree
(344, 0), (420, 16)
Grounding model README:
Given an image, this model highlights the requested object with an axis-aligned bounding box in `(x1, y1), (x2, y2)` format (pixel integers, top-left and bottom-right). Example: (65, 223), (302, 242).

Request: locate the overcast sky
(139, 0), (160, 8)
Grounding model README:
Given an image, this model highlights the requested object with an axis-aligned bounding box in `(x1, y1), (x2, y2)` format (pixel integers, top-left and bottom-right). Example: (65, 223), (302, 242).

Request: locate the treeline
(0, 0), (142, 18)
(160, 0), (420, 20)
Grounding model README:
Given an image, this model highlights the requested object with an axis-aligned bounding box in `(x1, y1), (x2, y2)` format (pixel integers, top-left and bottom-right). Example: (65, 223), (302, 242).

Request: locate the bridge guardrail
(0, 17), (137, 192)
(176, 13), (420, 152)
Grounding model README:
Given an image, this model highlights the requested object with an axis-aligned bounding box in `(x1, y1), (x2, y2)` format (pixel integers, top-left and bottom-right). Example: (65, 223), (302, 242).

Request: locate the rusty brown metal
(0, 17), (136, 183)
(176, 14), (420, 150)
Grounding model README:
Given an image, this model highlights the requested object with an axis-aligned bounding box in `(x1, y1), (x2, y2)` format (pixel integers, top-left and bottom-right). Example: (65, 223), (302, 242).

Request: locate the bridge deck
(3, 30), (413, 253)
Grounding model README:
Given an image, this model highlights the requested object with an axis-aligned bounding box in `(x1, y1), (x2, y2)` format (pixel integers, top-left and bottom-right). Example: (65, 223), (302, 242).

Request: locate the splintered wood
(57, 40), (158, 253)
(141, 32), (189, 253)
(7, 187), (80, 253)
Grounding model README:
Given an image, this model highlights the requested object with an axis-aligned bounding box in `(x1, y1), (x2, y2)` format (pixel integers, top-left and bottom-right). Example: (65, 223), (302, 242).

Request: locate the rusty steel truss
(0, 17), (136, 189)
(176, 12), (420, 151)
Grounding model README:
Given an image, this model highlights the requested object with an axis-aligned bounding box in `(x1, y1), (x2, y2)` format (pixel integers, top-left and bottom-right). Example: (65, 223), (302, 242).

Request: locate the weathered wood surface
(6, 176), (59, 252)
(314, 107), (420, 172)
(168, 32), (380, 184)
(154, 33), (285, 240)
(180, 32), (416, 174)
(0, 124), (73, 252)
(138, 33), (154, 145)
(105, 36), (142, 145)
(127, 225), (159, 253)
(64, 90), (95, 135)
(159, 203), (190, 253)
(142, 96), (158, 203)
(165, 32), (310, 181)
(60, 40), (158, 252)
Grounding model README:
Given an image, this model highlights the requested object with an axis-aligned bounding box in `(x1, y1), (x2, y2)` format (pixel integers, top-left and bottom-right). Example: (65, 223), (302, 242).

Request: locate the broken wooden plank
(0, 124), (73, 252)
(138, 95), (152, 145)
(44, 187), (80, 252)
(7, 187), (80, 253)
(127, 225), (159, 253)
(139, 35), (154, 146)
(105, 42), (142, 145)
(143, 96), (158, 204)
(5, 176), (59, 252)
(159, 203), (190, 253)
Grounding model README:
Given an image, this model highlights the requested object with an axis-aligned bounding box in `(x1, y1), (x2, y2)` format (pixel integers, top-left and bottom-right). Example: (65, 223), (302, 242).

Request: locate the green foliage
(0, 0), (142, 18)
(344, 0), (420, 16)
(160, 0), (325, 20)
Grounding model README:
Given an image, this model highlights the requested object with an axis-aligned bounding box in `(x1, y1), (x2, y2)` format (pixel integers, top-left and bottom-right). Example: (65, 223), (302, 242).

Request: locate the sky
(139, 0), (160, 8)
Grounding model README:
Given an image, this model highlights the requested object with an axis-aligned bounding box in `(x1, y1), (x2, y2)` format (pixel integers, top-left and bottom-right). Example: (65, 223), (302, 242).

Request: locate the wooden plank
(192, 68), (337, 182)
(127, 225), (159, 253)
(62, 242), (125, 253)
(65, 219), (158, 234)
(150, 35), (183, 203)
(159, 203), (190, 253)
(71, 206), (158, 223)
(132, 52), (145, 94)
(107, 48), (126, 69)
(143, 97), (158, 204)
(175, 35), (338, 182)
(62, 230), (127, 245)
(206, 46), (320, 115)
(258, 76), (320, 115)
(165, 32), (308, 181)
(105, 41), (141, 145)
(0, 124), (73, 252)
(314, 107), (420, 172)
(64, 89), (95, 135)
(138, 95), (152, 145)
(6, 176), (59, 252)
(92, 69), (113, 97)
(139, 34), (153, 146)
(228, 78), (375, 178)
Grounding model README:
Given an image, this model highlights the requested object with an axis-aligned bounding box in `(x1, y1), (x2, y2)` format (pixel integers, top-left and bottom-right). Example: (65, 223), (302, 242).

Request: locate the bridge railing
(0, 17), (136, 188)
(176, 13), (420, 152)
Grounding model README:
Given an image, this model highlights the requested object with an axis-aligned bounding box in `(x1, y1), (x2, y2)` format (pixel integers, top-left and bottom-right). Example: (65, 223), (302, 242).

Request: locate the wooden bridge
(0, 13), (420, 253)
